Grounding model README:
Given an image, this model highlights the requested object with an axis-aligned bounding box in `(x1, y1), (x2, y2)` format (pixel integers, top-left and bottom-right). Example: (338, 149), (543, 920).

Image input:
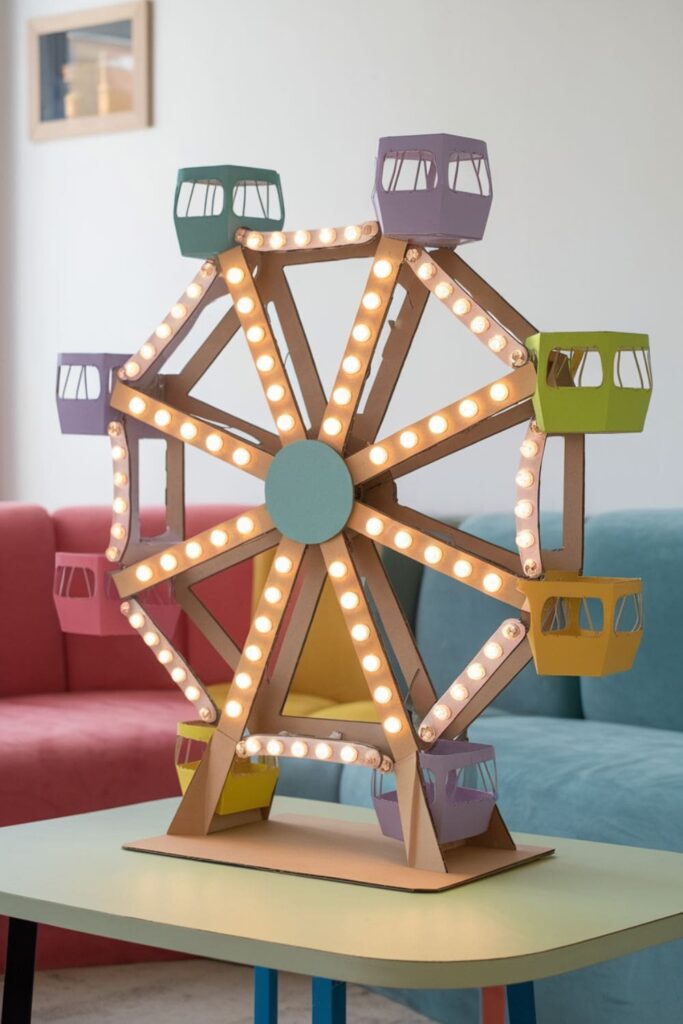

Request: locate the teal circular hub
(265, 440), (353, 544)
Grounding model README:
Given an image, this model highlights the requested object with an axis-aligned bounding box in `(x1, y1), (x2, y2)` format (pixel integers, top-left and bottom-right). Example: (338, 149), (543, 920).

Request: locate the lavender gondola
(373, 133), (493, 247)
(56, 353), (126, 435)
(373, 740), (498, 844)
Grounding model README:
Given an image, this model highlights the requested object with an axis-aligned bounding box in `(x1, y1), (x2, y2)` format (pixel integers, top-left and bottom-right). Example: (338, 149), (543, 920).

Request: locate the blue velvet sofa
(277, 509), (683, 1024)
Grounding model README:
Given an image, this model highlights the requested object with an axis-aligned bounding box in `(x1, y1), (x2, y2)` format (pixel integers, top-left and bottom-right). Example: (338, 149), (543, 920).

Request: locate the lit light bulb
(210, 528), (228, 547)
(369, 445), (388, 466)
(365, 517), (384, 537)
(112, 445), (126, 462)
(315, 742), (333, 760)
(226, 266), (244, 285)
(520, 439), (539, 459)
(515, 500), (534, 519)
(433, 703), (451, 721)
(225, 699), (243, 718)
(352, 623), (371, 642)
(254, 615), (273, 634)
(450, 683), (469, 702)
(129, 612), (145, 629)
(246, 736), (263, 754)
(245, 645), (262, 662)
(428, 414), (448, 435)
(459, 399), (479, 419)
(291, 739), (309, 757)
(246, 232), (264, 249)
(236, 296), (255, 315)
(171, 303), (187, 320)
(180, 422), (198, 440)
(340, 591), (360, 610)
(373, 259), (392, 279)
(128, 396), (146, 415)
(111, 523), (126, 541)
(399, 430), (418, 449)
(344, 225), (362, 242)
(323, 416), (342, 436)
(233, 448), (251, 467)
(113, 497), (128, 514)
(490, 382), (509, 402)
(418, 263), (436, 280)
(435, 281), (453, 300)
(264, 586), (282, 604)
(332, 386), (352, 406)
(454, 559), (473, 579)
(502, 621), (521, 640)
(277, 414), (295, 433)
(383, 716), (402, 734)
(394, 530), (413, 550)
(319, 228), (336, 244)
(256, 355), (275, 373)
(143, 631), (159, 647)
(269, 232), (286, 249)
(489, 335), (507, 353)
(160, 552), (178, 572)
(113, 472), (128, 487)
(157, 649), (173, 664)
(452, 297), (471, 316)
(205, 433), (224, 452)
(515, 469), (534, 488)
(185, 541), (203, 559)
(267, 738), (284, 756)
(483, 573), (503, 593)
(155, 323), (172, 340)
(246, 325), (265, 343)
(362, 291), (381, 310)
(266, 384), (285, 402)
(294, 230), (311, 247)
(186, 282), (202, 299)
(362, 654), (381, 673)
(154, 409), (171, 428)
(328, 560), (348, 579)
(171, 667), (187, 684)
(424, 545), (443, 565)
(342, 355), (362, 375)
(352, 323), (371, 343)
(105, 546), (119, 562)
(140, 343), (156, 360)
(274, 555), (293, 574)
(516, 530), (535, 549)
(236, 515), (255, 534)
(484, 641), (503, 660)
(234, 672), (252, 690)
(467, 662), (486, 681)
(340, 745), (358, 763)
(373, 684), (392, 704)
(471, 315), (490, 334)
(124, 361), (140, 377)
(184, 684), (200, 701)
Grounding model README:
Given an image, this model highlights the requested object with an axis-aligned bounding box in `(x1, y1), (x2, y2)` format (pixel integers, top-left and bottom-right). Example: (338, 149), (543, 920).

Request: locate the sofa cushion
(581, 510), (683, 731)
(0, 689), (189, 827)
(0, 504), (66, 696)
(52, 505), (252, 691)
(415, 513), (582, 717)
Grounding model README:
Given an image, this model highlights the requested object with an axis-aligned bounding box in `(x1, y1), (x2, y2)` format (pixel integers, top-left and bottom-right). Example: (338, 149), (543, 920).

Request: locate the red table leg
(481, 986), (506, 1024)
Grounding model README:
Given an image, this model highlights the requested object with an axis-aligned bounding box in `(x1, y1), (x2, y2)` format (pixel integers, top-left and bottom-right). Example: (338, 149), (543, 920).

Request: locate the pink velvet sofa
(0, 503), (252, 969)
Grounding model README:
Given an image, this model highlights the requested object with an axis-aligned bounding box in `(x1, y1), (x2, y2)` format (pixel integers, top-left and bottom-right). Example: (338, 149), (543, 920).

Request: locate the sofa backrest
(52, 505), (253, 692)
(413, 513), (583, 718)
(0, 504), (66, 696)
(581, 510), (683, 731)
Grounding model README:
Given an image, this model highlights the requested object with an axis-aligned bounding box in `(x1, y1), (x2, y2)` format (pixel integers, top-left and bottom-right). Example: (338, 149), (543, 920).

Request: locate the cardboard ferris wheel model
(56, 134), (652, 891)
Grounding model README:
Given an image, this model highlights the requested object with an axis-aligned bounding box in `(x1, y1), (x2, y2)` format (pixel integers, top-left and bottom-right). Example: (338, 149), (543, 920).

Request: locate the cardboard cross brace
(56, 134), (650, 891)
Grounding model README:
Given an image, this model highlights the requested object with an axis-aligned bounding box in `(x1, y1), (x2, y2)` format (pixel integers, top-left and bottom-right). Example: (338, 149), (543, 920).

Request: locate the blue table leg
(254, 967), (278, 1024)
(312, 977), (346, 1024)
(507, 981), (537, 1024)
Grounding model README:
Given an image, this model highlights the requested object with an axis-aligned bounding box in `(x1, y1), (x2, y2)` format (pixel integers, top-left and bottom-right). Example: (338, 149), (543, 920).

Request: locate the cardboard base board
(125, 812), (554, 892)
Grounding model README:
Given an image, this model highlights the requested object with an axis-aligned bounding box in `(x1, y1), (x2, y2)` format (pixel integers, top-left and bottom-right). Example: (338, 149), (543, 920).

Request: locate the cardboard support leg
(394, 754), (446, 873)
(168, 728), (239, 835)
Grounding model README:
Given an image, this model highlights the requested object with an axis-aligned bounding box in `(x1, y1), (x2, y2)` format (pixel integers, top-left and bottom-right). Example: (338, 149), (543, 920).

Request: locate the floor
(30, 959), (432, 1023)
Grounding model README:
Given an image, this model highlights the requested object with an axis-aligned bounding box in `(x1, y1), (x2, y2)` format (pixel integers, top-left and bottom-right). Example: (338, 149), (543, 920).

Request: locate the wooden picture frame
(28, 1), (151, 141)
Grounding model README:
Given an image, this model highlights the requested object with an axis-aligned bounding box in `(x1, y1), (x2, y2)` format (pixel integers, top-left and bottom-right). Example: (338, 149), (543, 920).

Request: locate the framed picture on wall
(28, 1), (151, 141)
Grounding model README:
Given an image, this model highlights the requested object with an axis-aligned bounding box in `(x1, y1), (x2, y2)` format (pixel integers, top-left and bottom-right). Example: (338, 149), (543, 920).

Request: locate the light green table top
(1, 796), (682, 989)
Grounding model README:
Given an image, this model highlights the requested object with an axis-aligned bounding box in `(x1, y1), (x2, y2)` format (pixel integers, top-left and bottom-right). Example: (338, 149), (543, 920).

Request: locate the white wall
(8, 0), (683, 519)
